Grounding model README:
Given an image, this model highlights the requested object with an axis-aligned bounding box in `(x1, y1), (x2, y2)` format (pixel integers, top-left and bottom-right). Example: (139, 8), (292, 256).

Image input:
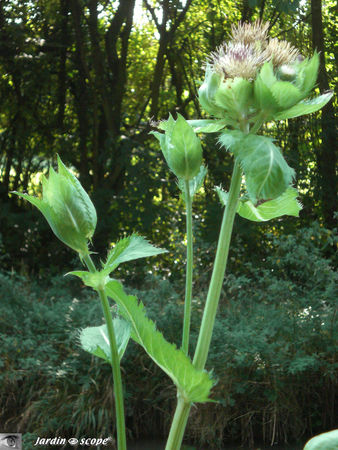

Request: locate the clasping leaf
(216, 187), (302, 222)
(105, 279), (214, 403)
(79, 319), (131, 364)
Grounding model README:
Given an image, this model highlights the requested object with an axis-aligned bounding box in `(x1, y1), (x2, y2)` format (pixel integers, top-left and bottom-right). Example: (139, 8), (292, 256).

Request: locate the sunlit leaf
(218, 130), (245, 152)
(273, 92), (333, 120)
(234, 135), (295, 202)
(216, 186), (301, 222)
(104, 234), (167, 273)
(187, 119), (228, 133)
(105, 279), (214, 403)
(66, 270), (107, 289)
(237, 188), (302, 221)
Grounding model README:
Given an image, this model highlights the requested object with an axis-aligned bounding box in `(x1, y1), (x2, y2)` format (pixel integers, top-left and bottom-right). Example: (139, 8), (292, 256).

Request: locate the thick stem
(83, 254), (127, 450)
(165, 161), (242, 450)
(182, 180), (193, 355)
(165, 396), (191, 450)
(193, 160), (242, 370)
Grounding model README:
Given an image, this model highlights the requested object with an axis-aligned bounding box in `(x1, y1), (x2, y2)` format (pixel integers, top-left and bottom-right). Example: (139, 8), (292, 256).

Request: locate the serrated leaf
(270, 81), (302, 109)
(105, 279), (214, 403)
(79, 319), (131, 364)
(66, 270), (107, 289)
(218, 130), (246, 152)
(254, 62), (279, 112)
(273, 92), (333, 120)
(215, 186), (229, 206)
(104, 234), (167, 273)
(304, 429), (338, 450)
(187, 119), (228, 133)
(237, 188), (302, 222)
(178, 165), (207, 198)
(215, 186), (301, 221)
(298, 52), (320, 95)
(234, 135), (295, 202)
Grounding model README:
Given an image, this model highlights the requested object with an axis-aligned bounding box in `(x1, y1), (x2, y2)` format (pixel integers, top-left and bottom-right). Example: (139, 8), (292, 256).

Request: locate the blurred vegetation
(0, 0), (337, 448)
(0, 223), (336, 448)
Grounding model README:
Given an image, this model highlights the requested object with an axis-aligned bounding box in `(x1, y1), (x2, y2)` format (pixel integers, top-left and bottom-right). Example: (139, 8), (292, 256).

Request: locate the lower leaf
(79, 319), (131, 364)
(105, 279), (214, 403)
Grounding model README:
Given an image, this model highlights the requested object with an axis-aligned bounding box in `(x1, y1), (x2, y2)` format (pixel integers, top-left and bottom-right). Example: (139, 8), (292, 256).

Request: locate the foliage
(0, 223), (336, 447)
(0, 0), (336, 274)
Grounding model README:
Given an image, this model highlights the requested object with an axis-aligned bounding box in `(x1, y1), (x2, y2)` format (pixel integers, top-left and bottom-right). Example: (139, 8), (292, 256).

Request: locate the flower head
(210, 42), (266, 80)
(264, 38), (299, 67)
(208, 20), (301, 82)
(230, 21), (269, 46)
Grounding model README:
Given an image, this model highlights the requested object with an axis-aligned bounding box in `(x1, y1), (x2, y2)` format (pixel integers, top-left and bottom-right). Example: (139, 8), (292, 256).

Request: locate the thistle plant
(153, 21), (332, 449)
(14, 20), (332, 450)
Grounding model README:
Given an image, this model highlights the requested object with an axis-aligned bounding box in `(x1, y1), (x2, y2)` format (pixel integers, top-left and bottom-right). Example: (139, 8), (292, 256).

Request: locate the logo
(32, 436), (112, 447)
(0, 433), (22, 450)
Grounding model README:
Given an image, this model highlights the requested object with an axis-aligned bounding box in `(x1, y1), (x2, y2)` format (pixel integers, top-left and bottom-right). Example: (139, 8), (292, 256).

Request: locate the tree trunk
(311, 0), (337, 228)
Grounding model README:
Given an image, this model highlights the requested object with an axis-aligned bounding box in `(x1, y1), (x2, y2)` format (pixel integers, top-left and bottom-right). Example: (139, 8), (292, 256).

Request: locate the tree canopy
(0, 0), (336, 271)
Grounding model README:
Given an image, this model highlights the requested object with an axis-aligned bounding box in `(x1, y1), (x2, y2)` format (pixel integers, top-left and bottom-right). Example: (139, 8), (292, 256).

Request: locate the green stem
(193, 160), (242, 370)
(83, 254), (127, 450)
(182, 180), (193, 355)
(165, 396), (191, 450)
(165, 161), (242, 450)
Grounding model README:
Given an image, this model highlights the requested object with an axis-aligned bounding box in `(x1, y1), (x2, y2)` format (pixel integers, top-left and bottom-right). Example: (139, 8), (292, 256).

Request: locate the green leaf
(104, 234), (167, 273)
(215, 186), (229, 207)
(66, 270), (107, 290)
(270, 81), (302, 109)
(304, 429), (338, 450)
(198, 65), (224, 117)
(79, 319), (131, 364)
(218, 130), (246, 152)
(187, 119), (228, 133)
(254, 62), (279, 112)
(234, 135), (295, 202)
(297, 52), (320, 96)
(237, 188), (302, 222)
(214, 77), (253, 118)
(169, 114), (203, 180)
(105, 279), (214, 403)
(178, 165), (207, 198)
(152, 114), (203, 180)
(273, 92), (333, 120)
(215, 186), (301, 221)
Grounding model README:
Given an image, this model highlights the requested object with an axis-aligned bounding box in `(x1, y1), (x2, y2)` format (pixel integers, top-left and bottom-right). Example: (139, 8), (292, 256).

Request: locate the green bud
(277, 64), (297, 82)
(151, 114), (203, 181)
(254, 53), (320, 117)
(13, 155), (97, 257)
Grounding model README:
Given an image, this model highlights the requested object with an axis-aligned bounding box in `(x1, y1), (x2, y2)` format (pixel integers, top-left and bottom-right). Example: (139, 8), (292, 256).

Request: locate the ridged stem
(165, 160), (242, 450)
(182, 180), (193, 355)
(83, 254), (127, 450)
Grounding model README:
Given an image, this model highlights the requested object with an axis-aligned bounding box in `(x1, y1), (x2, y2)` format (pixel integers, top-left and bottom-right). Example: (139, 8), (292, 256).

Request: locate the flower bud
(253, 53), (320, 114)
(14, 155), (97, 257)
(151, 114), (203, 180)
(277, 64), (297, 82)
